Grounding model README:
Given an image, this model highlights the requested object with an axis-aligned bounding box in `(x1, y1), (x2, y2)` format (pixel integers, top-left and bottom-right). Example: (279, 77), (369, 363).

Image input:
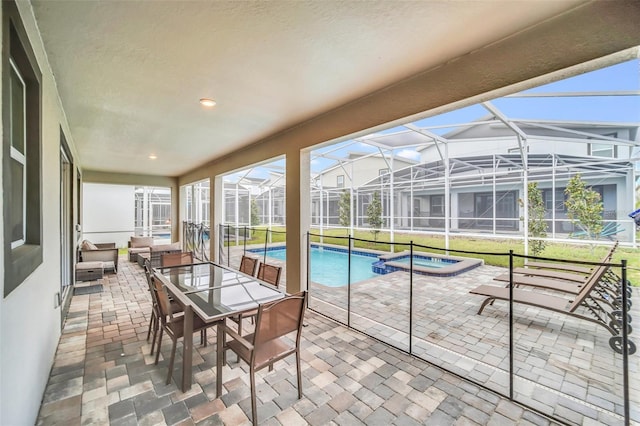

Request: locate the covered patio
(37, 257), (555, 425)
(3, 2), (640, 426)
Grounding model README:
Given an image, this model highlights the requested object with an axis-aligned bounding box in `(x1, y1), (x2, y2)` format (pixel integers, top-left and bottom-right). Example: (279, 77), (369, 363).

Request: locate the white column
(410, 167), (414, 232)
(212, 176), (223, 262)
(285, 149), (310, 293)
(492, 155), (497, 236)
(551, 156), (557, 239)
(444, 143), (450, 252)
(143, 187), (149, 237)
(234, 183), (240, 246)
(389, 153), (395, 243)
(350, 161), (354, 235)
(522, 138), (529, 256)
(319, 181), (324, 243)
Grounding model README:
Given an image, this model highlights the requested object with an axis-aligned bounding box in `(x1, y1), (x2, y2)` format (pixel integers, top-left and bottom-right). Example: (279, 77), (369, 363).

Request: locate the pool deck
(228, 244), (640, 425)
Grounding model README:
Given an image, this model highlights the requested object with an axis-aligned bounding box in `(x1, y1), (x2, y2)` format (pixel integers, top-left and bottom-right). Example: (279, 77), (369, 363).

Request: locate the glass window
(9, 160), (24, 245)
(337, 175), (344, 188)
(589, 143), (615, 158)
(430, 195), (444, 216)
(543, 189), (566, 212)
(9, 61), (26, 249)
(10, 61), (25, 155)
(379, 168), (389, 176)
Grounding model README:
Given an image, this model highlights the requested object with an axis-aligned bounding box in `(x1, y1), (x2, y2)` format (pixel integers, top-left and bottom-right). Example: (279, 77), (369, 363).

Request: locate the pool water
(249, 246), (379, 287)
(393, 256), (456, 269)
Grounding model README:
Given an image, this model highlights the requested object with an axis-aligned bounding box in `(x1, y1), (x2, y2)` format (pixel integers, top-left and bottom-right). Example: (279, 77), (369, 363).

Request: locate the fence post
(306, 232), (311, 294)
(243, 226), (247, 255)
(262, 229), (268, 265)
(409, 241), (414, 355)
(348, 235), (352, 328)
(621, 259), (630, 425)
(508, 250), (514, 400)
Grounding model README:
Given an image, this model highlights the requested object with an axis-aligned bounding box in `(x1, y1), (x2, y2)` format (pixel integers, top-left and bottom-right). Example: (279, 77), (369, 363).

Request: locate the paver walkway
(36, 257), (561, 425)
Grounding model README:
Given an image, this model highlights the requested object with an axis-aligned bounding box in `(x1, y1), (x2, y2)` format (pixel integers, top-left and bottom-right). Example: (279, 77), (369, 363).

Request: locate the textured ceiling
(31, 1), (584, 176)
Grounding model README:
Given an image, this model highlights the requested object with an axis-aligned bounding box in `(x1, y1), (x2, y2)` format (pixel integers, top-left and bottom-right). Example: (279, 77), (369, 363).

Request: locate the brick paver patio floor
(225, 244), (639, 425)
(35, 256), (574, 425)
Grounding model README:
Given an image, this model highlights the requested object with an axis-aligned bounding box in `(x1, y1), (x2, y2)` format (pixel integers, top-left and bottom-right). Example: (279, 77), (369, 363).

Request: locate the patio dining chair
(239, 255), (258, 276)
(143, 261), (183, 356)
(233, 262), (283, 338)
(257, 262), (282, 287)
(152, 276), (216, 384)
(223, 291), (307, 425)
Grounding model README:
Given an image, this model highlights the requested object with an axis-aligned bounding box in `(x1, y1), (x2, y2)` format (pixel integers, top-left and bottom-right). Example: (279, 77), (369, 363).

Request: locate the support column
(211, 175), (223, 263)
(390, 154), (395, 243)
(444, 142), (450, 251)
(171, 179), (180, 243)
(286, 149), (310, 293)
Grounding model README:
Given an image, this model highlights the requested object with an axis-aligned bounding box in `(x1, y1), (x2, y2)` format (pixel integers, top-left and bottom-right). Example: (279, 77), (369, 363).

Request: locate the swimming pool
(248, 246), (379, 287)
(375, 251), (483, 277)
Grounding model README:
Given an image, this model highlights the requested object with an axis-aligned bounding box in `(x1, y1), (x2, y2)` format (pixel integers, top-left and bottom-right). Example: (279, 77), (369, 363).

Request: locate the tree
(250, 199), (260, 226)
(564, 173), (603, 240)
(366, 191), (383, 240)
(338, 190), (351, 227)
(519, 182), (547, 255)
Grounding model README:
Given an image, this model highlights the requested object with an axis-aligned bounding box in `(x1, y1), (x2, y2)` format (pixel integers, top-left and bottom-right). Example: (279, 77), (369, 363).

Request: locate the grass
(223, 226), (640, 285)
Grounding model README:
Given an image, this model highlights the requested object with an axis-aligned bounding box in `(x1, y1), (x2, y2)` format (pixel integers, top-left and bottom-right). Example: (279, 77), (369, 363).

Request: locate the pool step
(372, 260), (391, 275)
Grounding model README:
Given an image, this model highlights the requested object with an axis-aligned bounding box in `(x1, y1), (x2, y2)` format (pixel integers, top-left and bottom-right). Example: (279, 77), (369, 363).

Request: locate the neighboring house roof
(315, 151), (418, 177)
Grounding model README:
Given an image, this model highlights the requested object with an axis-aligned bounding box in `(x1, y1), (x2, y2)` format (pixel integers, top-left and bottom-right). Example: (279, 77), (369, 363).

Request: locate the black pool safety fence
(182, 221), (210, 262)
(217, 224), (287, 267)
(218, 224), (636, 425)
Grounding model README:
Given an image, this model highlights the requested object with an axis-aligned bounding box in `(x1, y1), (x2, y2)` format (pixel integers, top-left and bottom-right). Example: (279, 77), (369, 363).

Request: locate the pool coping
(378, 250), (484, 277)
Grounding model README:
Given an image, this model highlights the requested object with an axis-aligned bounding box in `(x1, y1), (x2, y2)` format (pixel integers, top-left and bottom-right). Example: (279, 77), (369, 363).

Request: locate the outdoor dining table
(153, 261), (285, 394)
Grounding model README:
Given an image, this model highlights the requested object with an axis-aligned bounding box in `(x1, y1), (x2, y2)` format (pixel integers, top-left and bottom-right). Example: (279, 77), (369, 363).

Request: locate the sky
(224, 58), (640, 182)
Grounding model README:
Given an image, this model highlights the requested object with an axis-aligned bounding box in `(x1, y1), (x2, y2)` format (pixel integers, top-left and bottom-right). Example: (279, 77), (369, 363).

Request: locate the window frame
(589, 142), (616, 158)
(3, 1), (43, 297)
(543, 188), (567, 213)
(336, 175), (344, 188)
(9, 57), (27, 249)
(430, 194), (444, 216)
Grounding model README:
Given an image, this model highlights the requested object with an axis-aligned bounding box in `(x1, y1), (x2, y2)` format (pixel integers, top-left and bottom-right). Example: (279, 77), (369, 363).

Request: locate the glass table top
(158, 262), (284, 320)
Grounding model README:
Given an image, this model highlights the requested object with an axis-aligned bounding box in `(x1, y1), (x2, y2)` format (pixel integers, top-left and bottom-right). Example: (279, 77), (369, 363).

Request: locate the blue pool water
(249, 246), (379, 287)
(392, 255), (457, 269)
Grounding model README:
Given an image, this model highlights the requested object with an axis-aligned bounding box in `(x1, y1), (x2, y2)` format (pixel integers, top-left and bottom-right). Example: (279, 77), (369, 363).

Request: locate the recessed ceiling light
(149, 154), (157, 160)
(199, 98), (216, 108)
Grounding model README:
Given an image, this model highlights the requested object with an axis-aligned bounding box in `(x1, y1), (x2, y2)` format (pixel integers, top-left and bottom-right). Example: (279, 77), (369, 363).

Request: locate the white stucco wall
(0, 3), (81, 425)
(82, 183), (135, 247)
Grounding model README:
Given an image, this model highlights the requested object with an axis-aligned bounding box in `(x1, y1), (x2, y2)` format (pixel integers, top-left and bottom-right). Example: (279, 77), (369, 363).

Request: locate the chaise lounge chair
(469, 264), (635, 354)
(491, 244), (628, 309)
(521, 242), (618, 276)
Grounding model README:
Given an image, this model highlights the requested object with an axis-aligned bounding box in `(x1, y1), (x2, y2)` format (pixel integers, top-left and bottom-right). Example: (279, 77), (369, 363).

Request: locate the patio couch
(128, 236), (155, 262)
(78, 240), (118, 273)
